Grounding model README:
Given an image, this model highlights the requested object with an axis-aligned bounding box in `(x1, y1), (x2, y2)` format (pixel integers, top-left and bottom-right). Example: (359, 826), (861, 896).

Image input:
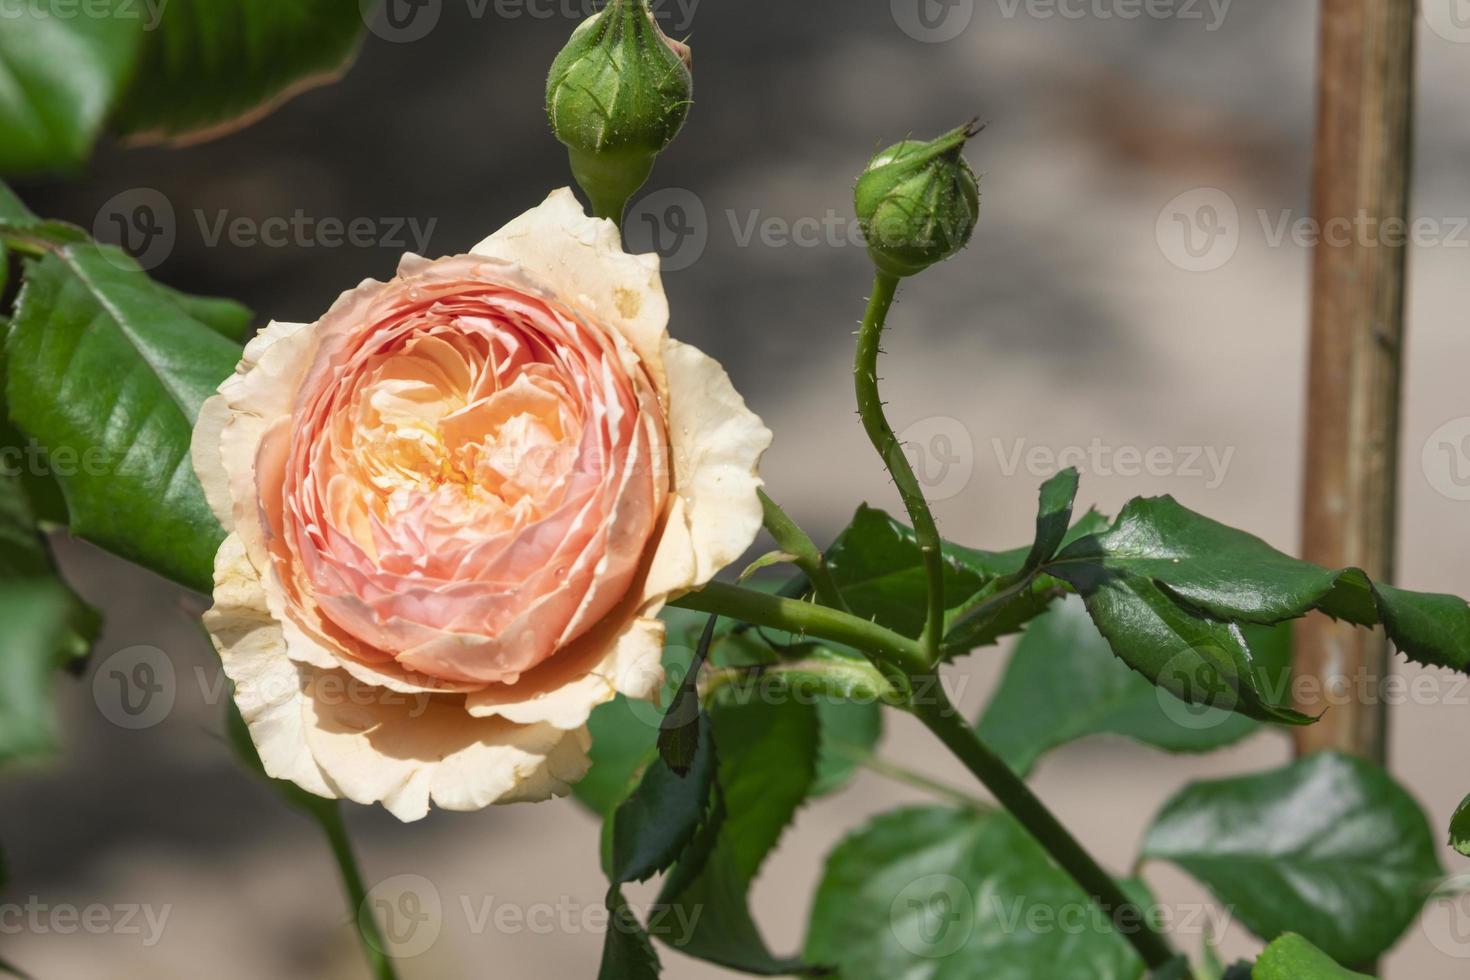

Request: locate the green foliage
(0, 0), (366, 174)
(824, 498), (1104, 651)
(977, 595), (1267, 775)
(5, 242), (241, 591)
(0, 1), (141, 174)
(111, 0), (367, 141)
(0, 463), (100, 767)
(1141, 752), (1441, 965)
(805, 806), (1147, 979)
(652, 691), (819, 975)
(1252, 934), (1370, 979)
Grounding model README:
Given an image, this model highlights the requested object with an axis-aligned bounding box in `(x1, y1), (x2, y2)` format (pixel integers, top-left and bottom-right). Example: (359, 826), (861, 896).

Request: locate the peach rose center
(262, 278), (668, 687)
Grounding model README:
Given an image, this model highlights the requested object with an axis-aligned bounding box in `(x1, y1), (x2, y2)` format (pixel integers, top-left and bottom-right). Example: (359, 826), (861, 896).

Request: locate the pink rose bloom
(192, 189), (771, 820)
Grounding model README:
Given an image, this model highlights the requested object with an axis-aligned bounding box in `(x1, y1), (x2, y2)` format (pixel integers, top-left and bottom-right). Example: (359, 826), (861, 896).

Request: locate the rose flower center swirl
(274, 283), (668, 687)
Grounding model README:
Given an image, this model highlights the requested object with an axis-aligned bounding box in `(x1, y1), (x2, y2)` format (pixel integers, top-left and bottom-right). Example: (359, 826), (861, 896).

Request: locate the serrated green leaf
(652, 692), (819, 975)
(6, 242), (241, 591)
(1066, 572), (1309, 726)
(1252, 934), (1370, 979)
(1141, 752), (1441, 965)
(978, 595), (1266, 775)
(1049, 495), (1470, 674)
(1451, 793), (1470, 857)
(0, 2), (142, 174)
(112, 0), (366, 141)
(804, 806), (1147, 980)
(610, 712), (715, 886)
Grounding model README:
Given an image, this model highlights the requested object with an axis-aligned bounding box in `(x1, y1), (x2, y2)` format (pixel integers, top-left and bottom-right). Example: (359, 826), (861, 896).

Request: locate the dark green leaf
(6, 242), (242, 591)
(1451, 793), (1470, 858)
(610, 713), (715, 886)
(112, 0), (366, 141)
(653, 692), (819, 975)
(1252, 934), (1371, 979)
(1023, 467), (1080, 573)
(977, 595), (1266, 775)
(805, 806), (1147, 980)
(657, 615), (715, 776)
(0, 3), (141, 174)
(0, 184), (35, 224)
(1049, 495), (1470, 674)
(598, 887), (662, 980)
(1141, 752), (1441, 965)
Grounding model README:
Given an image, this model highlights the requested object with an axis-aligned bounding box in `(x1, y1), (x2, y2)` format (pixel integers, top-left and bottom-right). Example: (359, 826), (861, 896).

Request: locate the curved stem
(758, 488), (848, 611)
(669, 580), (926, 676)
(317, 804), (400, 980)
(854, 272), (944, 663)
(908, 685), (1176, 971)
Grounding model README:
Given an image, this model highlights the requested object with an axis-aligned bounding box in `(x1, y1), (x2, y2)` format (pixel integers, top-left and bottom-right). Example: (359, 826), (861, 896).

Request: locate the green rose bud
(546, 0), (693, 222)
(854, 121), (982, 278)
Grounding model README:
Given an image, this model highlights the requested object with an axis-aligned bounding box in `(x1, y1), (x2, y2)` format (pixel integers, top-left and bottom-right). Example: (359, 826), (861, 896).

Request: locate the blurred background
(5, 0), (1470, 976)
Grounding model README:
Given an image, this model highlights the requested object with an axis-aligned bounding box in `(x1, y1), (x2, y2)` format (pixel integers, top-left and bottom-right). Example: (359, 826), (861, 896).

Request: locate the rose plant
(0, 2), (1467, 980)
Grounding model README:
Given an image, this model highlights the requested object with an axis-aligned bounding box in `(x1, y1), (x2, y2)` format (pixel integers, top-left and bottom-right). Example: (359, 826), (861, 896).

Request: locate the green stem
(908, 686), (1177, 971)
(316, 804), (400, 980)
(758, 488), (849, 611)
(670, 580), (926, 676)
(854, 271), (944, 663)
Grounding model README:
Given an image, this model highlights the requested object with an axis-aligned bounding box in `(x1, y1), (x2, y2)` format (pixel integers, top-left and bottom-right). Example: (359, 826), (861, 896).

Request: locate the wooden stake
(1293, 0), (1416, 761)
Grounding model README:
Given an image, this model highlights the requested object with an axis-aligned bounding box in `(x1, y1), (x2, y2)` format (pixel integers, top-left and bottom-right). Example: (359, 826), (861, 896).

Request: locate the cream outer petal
(205, 534), (336, 798)
(300, 685), (592, 822)
(644, 337), (773, 601)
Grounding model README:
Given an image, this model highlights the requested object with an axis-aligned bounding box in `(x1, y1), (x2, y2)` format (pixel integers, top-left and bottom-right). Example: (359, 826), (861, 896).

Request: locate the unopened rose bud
(546, 0), (693, 222)
(854, 121), (982, 278)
